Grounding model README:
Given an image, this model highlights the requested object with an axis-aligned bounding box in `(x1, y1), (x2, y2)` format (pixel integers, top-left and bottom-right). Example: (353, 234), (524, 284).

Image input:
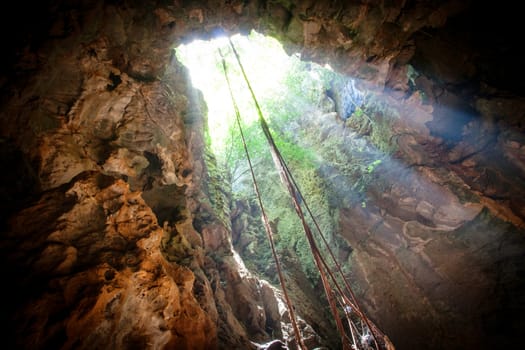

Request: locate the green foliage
(347, 93), (399, 155)
(253, 159), (337, 282)
(178, 30), (401, 287)
(366, 159), (382, 173)
(221, 56), (340, 281)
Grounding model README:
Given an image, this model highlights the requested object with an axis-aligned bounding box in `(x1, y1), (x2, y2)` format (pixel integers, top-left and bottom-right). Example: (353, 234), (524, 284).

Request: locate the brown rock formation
(1, 1), (524, 350)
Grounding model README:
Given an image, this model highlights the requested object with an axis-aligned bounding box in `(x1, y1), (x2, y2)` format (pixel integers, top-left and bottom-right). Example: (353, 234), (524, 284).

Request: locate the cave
(1, 1), (524, 350)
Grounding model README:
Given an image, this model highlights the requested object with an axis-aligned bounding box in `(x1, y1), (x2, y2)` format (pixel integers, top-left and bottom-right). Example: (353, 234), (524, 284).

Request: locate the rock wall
(1, 1), (524, 349)
(0, 2), (288, 348)
(335, 91), (525, 349)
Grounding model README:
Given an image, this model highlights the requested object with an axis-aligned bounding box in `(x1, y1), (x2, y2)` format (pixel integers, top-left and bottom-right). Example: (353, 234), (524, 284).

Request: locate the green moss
(181, 32), (404, 288)
(204, 149), (232, 228)
(347, 93), (399, 155)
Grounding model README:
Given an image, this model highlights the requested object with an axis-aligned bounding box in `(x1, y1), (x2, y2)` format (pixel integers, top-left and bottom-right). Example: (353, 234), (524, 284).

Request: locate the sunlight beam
(176, 31), (294, 155)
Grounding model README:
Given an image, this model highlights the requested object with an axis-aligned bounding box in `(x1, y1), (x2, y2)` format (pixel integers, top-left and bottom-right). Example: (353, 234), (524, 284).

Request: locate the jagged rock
(1, 1), (525, 350)
(1, 173), (216, 349)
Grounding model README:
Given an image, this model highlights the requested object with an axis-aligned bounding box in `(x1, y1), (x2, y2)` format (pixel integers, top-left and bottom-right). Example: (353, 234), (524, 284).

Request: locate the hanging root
(224, 37), (395, 350)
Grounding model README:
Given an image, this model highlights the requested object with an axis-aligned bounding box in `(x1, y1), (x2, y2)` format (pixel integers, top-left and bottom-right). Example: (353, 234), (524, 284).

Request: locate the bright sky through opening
(176, 31), (294, 154)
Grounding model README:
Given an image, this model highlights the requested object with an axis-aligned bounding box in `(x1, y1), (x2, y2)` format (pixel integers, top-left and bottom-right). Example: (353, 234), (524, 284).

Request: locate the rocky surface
(300, 80), (525, 349)
(2, 173), (216, 349)
(1, 1), (524, 349)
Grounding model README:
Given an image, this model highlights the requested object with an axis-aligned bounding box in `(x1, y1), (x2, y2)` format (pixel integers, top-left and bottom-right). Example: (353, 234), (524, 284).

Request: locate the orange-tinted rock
(1, 1), (525, 350)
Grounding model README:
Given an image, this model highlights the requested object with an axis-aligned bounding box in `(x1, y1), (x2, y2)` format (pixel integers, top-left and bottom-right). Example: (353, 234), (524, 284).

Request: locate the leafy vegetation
(177, 30), (398, 284)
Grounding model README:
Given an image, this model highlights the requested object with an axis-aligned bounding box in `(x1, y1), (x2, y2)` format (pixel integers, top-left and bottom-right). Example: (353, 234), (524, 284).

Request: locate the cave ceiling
(0, 1), (524, 350)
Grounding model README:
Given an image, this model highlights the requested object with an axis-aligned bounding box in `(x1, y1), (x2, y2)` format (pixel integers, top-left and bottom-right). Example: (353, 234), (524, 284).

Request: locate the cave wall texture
(1, 1), (524, 349)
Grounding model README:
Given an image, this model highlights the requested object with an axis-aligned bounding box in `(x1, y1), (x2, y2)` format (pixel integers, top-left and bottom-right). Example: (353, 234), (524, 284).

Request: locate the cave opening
(176, 30), (402, 349)
(2, 1), (525, 349)
(175, 30), (369, 282)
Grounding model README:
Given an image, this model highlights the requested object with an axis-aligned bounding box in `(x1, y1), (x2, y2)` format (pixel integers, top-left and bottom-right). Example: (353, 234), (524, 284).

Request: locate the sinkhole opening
(175, 30), (379, 284)
(176, 30), (400, 349)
